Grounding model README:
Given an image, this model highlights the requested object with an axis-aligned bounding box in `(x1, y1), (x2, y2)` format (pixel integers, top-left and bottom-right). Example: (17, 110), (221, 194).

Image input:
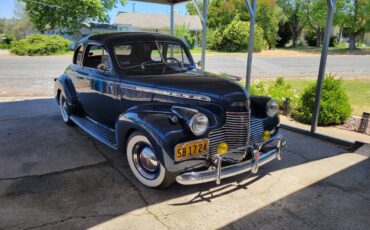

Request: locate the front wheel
(126, 132), (176, 188)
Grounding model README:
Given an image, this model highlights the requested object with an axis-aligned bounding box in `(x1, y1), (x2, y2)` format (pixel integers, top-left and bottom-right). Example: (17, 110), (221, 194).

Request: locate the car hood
(122, 71), (248, 104)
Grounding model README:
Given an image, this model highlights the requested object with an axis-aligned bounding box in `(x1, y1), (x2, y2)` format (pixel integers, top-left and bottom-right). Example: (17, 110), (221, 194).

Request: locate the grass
(261, 78), (370, 116)
(0, 44), (11, 49)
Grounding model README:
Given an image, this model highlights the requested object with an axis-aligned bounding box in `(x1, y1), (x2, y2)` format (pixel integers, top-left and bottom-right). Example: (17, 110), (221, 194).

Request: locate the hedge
(11, 34), (72, 56)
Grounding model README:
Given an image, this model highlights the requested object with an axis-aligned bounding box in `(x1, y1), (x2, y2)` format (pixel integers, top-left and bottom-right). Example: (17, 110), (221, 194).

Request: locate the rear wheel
(126, 132), (176, 188)
(59, 95), (73, 125)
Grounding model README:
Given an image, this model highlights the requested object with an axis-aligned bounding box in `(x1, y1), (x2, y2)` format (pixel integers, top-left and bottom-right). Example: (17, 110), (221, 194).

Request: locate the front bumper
(176, 135), (286, 185)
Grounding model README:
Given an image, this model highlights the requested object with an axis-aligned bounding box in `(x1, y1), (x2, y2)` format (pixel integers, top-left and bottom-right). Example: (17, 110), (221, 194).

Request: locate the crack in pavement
(0, 161), (108, 181)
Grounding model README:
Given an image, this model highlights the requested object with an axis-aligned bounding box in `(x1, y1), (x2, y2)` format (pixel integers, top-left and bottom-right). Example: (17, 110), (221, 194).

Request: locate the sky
(0, 0), (189, 21)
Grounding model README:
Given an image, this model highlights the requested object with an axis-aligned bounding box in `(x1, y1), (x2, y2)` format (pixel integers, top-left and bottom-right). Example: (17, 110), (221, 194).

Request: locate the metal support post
(192, 0), (207, 72)
(311, 0), (335, 133)
(170, 4), (175, 36)
(245, 0), (256, 91)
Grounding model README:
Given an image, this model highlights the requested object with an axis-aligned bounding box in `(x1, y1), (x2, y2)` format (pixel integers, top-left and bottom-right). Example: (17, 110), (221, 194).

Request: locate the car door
(77, 43), (121, 128)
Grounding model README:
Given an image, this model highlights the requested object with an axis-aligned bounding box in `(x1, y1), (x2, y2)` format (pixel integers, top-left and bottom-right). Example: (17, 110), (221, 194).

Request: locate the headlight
(266, 99), (279, 117)
(189, 113), (209, 136)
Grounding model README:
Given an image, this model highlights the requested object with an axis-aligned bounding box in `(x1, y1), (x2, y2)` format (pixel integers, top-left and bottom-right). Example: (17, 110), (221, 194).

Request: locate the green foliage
(212, 16), (266, 52)
(22, 0), (126, 34)
(0, 43), (11, 49)
(256, 0), (281, 49)
(11, 34), (72, 56)
(249, 80), (267, 96)
(267, 77), (299, 109)
(295, 75), (351, 126)
(277, 0), (306, 46)
(335, 0), (370, 50)
(174, 25), (195, 48)
(304, 30), (318, 47)
(0, 33), (16, 44)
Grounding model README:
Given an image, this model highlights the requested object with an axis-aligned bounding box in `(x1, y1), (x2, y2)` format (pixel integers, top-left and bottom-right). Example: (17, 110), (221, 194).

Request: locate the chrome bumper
(176, 135), (286, 185)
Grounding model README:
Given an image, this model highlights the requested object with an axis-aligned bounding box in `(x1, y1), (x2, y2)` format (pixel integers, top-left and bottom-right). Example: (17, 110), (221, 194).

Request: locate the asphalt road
(0, 97), (369, 229)
(0, 54), (369, 96)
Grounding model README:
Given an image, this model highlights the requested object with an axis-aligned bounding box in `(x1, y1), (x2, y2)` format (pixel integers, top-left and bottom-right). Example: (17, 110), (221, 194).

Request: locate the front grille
(208, 112), (250, 155)
(249, 118), (265, 145)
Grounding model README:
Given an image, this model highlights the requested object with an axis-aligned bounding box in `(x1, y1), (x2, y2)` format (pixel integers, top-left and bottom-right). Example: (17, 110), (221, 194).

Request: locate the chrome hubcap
(132, 143), (160, 180)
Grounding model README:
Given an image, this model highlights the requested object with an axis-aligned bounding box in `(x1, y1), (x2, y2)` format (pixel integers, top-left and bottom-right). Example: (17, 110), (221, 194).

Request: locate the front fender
(54, 74), (78, 106)
(115, 104), (220, 173)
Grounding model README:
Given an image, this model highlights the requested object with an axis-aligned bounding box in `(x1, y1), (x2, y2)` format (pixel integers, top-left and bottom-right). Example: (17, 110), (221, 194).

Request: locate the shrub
(175, 25), (195, 49)
(11, 34), (72, 56)
(0, 33), (16, 44)
(249, 80), (267, 96)
(212, 16), (267, 52)
(294, 75), (351, 126)
(267, 77), (299, 109)
(304, 30), (318, 47)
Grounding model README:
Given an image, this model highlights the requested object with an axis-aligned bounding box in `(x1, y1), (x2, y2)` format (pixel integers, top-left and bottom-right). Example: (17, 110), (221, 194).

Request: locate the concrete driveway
(0, 97), (369, 229)
(0, 54), (369, 97)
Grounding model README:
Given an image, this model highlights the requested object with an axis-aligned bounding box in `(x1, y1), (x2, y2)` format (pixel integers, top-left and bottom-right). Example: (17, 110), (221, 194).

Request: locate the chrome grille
(249, 118), (265, 145)
(208, 112), (250, 154)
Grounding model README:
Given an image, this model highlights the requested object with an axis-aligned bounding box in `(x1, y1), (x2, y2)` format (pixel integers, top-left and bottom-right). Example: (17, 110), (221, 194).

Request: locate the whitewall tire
(59, 95), (73, 125)
(126, 132), (176, 188)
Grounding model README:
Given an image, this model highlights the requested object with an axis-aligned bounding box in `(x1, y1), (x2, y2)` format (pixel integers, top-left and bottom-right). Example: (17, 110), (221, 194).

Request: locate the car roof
(79, 32), (184, 46)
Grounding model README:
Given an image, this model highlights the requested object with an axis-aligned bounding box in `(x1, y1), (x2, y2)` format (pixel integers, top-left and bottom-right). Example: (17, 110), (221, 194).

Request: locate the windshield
(114, 42), (194, 75)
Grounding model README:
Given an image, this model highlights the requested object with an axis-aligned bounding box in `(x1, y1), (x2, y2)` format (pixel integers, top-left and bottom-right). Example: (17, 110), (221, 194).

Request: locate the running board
(70, 115), (117, 150)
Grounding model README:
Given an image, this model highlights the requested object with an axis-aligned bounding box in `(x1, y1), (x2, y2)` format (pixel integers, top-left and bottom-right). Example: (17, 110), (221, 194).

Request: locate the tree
(336, 0), (370, 50)
(256, 0), (281, 48)
(278, 0), (306, 47)
(303, 0), (328, 47)
(22, 0), (126, 34)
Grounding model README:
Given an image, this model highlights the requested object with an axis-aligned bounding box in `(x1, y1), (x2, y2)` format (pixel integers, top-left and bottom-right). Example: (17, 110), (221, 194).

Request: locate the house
(113, 12), (202, 33)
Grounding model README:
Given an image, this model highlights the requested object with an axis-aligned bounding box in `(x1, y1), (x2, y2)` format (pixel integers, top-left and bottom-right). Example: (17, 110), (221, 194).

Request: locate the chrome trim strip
(176, 135), (286, 185)
(120, 83), (211, 102)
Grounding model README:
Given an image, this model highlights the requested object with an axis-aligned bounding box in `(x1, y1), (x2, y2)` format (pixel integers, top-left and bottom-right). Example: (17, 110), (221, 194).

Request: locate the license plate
(175, 139), (209, 161)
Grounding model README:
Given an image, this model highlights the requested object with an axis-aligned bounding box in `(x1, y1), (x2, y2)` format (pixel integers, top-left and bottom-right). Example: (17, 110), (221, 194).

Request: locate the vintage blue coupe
(54, 32), (286, 188)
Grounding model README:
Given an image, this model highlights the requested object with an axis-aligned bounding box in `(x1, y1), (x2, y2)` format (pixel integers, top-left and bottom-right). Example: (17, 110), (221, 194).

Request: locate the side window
(73, 45), (84, 65)
(83, 44), (112, 72)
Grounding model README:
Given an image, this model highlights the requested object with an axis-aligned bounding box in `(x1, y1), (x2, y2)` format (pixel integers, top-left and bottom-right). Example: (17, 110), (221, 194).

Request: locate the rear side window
(83, 44), (112, 71)
(73, 45), (84, 65)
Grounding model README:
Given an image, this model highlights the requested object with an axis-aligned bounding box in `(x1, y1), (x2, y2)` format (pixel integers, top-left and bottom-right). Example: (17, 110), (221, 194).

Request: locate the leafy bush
(304, 30), (338, 47)
(11, 34), (72, 56)
(175, 25), (196, 49)
(212, 16), (267, 52)
(249, 80), (267, 96)
(294, 75), (351, 126)
(250, 78), (299, 110)
(0, 33), (16, 44)
(304, 30), (318, 47)
(267, 77), (299, 109)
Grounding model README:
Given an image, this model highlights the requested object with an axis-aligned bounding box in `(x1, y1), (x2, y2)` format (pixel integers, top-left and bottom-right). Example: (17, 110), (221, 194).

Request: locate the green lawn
(263, 79), (370, 116)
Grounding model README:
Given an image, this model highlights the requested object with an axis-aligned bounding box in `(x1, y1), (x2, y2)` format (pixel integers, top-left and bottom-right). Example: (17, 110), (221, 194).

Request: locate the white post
(201, 0), (207, 72)
(170, 4), (175, 35)
(245, 0), (256, 91)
